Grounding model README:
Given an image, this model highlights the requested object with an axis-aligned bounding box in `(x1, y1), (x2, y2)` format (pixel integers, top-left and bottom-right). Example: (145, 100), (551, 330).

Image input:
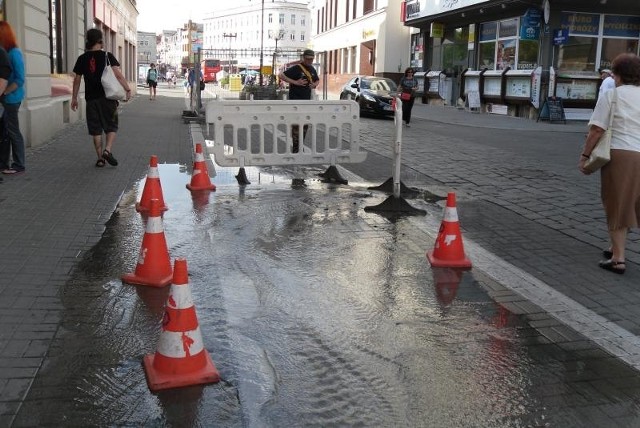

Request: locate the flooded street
(14, 164), (640, 427)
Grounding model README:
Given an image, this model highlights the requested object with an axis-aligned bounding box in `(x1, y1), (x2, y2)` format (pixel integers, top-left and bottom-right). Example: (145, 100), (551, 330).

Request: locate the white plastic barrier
(205, 100), (366, 168)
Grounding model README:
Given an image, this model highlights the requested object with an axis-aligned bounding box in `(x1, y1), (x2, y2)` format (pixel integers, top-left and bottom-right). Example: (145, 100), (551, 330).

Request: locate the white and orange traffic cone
(122, 198), (173, 287)
(143, 258), (220, 391)
(186, 143), (216, 191)
(136, 155), (168, 213)
(427, 192), (472, 269)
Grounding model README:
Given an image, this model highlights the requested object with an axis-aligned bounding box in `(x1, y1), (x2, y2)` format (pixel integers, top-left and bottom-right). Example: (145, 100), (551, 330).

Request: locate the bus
(201, 59), (222, 83)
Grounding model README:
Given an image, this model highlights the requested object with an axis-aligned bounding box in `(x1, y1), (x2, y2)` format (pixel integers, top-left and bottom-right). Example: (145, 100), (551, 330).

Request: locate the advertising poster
(531, 66), (542, 108)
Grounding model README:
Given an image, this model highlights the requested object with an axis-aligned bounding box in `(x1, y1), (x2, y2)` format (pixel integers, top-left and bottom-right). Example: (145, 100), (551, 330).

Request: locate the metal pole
(259, 0), (264, 86)
(196, 48), (202, 113)
(393, 96), (403, 199)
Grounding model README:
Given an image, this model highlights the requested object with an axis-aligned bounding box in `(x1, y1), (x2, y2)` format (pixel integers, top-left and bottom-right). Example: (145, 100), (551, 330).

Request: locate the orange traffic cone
(136, 155), (168, 213)
(186, 143), (216, 191)
(427, 192), (472, 269)
(143, 258), (220, 391)
(122, 198), (173, 287)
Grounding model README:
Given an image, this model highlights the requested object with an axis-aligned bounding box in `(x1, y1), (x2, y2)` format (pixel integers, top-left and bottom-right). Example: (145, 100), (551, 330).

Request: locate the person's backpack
(148, 68), (157, 82)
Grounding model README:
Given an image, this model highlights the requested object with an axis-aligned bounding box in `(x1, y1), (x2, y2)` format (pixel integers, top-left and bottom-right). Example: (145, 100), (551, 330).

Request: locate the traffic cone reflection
(427, 192), (472, 269)
(143, 258), (220, 391)
(432, 267), (463, 307)
(186, 143), (216, 191)
(122, 198), (173, 287)
(136, 155), (168, 213)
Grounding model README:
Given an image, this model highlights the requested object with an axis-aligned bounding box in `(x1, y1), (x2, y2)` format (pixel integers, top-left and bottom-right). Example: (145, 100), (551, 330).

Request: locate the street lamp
(223, 32), (237, 74)
(268, 28), (286, 83)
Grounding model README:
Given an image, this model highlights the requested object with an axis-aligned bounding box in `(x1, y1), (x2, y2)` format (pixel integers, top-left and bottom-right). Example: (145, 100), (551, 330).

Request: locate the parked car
(339, 76), (398, 117)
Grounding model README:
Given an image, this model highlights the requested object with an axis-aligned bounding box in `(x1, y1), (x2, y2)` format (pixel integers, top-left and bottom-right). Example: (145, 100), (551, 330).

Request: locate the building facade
(202, 1), (312, 74)
(405, 0), (640, 118)
(309, 0), (413, 95)
(3, 0), (137, 148)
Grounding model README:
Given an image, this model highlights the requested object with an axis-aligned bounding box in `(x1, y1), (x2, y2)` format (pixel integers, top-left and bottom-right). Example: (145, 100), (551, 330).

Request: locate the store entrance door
(441, 27), (469, 105)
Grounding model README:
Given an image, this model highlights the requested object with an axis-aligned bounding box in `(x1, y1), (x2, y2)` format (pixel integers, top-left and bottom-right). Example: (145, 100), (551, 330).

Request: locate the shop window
(350, 46), (356, 73)
(557, 36), (598, 71)
(518, 40), (539, 70)
(363, 0), (374, 15)
(600, 38), (639, 69)
(499, 19), (518, 38)
(50, 0), (67, 73)
(479, 41), (496, 69)
(497, 39), (516, 70)
(442, 27), (469, 76)
(552, 12), (640, 72)
(342, 48), (349, 73)
(478, 18), (539, 71)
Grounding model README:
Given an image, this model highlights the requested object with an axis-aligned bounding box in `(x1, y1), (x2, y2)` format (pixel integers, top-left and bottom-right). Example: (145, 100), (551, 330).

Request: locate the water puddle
(15, 163), (640, 427)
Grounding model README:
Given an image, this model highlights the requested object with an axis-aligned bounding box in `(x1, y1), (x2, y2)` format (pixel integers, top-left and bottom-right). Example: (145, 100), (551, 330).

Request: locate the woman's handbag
(101, 52), (125, 100)
(584, 89), (617, 173)
(400, 92), (411, 101)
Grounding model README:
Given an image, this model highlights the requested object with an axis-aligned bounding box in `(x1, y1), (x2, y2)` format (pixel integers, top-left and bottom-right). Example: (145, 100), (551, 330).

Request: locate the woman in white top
(579, 53), (640, 274)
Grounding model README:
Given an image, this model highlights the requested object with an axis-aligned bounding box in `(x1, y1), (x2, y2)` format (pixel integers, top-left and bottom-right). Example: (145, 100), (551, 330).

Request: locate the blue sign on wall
(520, 8), (542, 40)
(603, 15), (640, 38)
(479, 22), (497, 41)
(561, 12), (600, 36)
(553, 29), (569, 45)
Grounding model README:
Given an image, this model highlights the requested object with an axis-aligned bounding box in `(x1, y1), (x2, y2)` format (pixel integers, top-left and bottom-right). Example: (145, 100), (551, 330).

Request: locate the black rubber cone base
(364, 195), (426, 216)
(318, 165), (348, 185)
(235, 167), (251, 185)
(368, 177), (419, 197)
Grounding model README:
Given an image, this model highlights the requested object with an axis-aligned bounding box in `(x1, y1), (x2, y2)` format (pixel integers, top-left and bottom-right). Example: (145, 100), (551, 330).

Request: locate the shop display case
(461, 69), (486, 98)
(553, 73), (600, 108)
(504, 69), (535, 104)
(426, 71), (446, 99)
(414, 71), (427, 97)
(481, 69), (508, 103)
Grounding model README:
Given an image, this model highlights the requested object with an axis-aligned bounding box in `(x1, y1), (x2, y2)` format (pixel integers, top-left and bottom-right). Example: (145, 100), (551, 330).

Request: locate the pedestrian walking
(398, 67), (418, 127)
(579, 53), (640, 275)
(598, 68), (615, 98)
(278, 49), (319, 152)
(0, 22), (26, 175)
(147, 63), (158, 100)
(71, 28), (131, 168)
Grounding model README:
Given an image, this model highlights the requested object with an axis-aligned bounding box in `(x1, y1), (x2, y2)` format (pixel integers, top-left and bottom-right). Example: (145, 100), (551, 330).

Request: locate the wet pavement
(2, 85), (640, 426)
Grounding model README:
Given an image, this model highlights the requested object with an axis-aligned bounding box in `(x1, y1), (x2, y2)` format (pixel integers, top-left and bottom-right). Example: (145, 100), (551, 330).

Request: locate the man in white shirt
(598, 68), (615, 97)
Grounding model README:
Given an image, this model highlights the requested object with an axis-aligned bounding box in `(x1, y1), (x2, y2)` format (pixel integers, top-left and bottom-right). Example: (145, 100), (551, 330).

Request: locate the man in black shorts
(278, 49), (320, 152)
(71, 29), (131, 167)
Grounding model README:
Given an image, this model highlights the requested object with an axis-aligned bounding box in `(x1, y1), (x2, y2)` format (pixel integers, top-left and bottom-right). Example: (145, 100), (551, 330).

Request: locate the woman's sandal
(102, 150), (118, 166)
(599, 259), (626, 275)
(95, 159), (106, 167)
(603, 249), (613, 259)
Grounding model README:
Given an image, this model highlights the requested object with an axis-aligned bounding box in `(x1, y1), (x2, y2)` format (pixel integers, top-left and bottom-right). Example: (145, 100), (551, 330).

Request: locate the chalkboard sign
(537, 97), (566, 123)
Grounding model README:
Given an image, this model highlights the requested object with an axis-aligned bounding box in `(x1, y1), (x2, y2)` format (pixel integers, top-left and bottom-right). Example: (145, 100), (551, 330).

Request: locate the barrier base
(427, 250), (472, 269)
(143, 352), (220, 392)
(187, 181), (216, 191)
(318, 165), (348, 185)
(368, 177), (419, 197)
(122, 272), (173, 288)
(235, 167), (251, 185)
(364, 195), (426, 216)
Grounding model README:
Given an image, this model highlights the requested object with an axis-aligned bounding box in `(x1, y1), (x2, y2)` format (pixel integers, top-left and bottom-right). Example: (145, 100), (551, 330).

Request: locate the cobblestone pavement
(2, 87), (640, 425)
